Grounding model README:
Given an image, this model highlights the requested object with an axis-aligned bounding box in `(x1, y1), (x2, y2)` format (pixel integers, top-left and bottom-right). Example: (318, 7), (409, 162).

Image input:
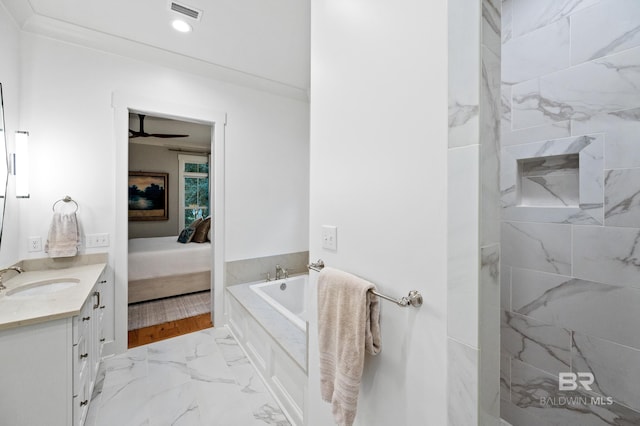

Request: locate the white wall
(308, 0), (448, 425)
(7, 31), (308, 353)
(16, 33), (309, 262)
(0, 3), (21, 267)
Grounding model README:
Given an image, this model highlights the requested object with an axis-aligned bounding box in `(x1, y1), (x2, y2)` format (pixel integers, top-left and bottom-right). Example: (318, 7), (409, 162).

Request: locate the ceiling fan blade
(128, 115), (189, 138)
(148, 133), (190, 138)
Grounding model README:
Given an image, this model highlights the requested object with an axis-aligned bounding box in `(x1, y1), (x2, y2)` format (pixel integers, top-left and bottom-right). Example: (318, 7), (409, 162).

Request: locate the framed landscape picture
(128, 171), (168, 221)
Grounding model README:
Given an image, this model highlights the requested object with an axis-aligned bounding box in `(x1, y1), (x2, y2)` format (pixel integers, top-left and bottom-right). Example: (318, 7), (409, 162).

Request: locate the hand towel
(45, 212), (80, 258)
(318, 267), (381, 426)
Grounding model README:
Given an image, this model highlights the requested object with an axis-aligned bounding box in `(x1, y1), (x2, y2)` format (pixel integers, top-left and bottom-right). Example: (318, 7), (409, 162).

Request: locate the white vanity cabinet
(0, 264), (109, 426)
(73, 279), (106, 426)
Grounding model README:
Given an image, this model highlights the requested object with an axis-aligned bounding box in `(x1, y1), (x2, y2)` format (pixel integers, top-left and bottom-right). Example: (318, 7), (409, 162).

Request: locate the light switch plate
(322, 225), (337, 250)
(86, 233), (110, 248)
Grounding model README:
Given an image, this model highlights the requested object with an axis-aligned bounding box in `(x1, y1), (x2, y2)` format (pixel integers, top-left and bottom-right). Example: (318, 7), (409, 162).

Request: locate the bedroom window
(178, 154), (210, 228)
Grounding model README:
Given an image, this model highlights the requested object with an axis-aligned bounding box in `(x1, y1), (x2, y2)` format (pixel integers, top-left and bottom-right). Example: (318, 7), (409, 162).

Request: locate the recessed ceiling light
(172, 19), (192, 33)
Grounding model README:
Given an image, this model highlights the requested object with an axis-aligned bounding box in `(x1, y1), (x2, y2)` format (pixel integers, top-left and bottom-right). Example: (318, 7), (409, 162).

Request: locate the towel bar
(307, 259), (423, 308)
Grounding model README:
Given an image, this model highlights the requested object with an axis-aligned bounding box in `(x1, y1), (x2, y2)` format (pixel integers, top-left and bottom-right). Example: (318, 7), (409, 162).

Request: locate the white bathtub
(227, 274), (309, 425)
(250, 275), (308, 331)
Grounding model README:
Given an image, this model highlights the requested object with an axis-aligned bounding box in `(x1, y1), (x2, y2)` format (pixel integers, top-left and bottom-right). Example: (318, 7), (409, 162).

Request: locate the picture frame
(128, 171), (169, 221)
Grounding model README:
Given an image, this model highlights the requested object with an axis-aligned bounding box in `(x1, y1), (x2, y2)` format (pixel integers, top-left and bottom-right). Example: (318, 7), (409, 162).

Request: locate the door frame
(111, 92), (226, 355)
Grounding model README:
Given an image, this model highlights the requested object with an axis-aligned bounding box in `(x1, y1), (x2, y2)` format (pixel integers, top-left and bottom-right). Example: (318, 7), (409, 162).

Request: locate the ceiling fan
(129, 114), (189, 139)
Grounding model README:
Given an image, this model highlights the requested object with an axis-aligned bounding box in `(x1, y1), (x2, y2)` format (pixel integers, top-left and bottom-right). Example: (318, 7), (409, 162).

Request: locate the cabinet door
(74, 298), (92, 394)
(0, 318), (73, 426)
(92, 289), (102, 378)
(73, 378), (89, 426)
(97, 267), (114, 344)
(73, 297), (93, 426)
(98, 307), (106, 358)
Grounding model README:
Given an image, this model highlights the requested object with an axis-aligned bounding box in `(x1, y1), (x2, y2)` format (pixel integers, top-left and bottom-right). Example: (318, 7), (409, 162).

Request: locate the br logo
(559, 372), (594, 391)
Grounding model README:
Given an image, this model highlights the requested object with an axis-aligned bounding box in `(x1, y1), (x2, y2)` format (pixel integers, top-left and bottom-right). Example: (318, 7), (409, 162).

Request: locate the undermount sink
(6, 278), (81, 298)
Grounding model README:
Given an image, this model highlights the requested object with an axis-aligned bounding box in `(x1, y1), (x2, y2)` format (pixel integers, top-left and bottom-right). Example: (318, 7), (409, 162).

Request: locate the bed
(128, 236), (212, 303)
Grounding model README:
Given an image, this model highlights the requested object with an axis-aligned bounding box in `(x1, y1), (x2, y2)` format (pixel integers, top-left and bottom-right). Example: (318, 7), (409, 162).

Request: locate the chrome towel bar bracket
(370, 289), (423, 307)
(307, 259), (423, 308)
(307, 259), (325, 272)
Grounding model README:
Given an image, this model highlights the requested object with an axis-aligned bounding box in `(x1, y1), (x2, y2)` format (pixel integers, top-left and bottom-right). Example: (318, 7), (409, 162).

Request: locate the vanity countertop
(0, 262), (106, 331)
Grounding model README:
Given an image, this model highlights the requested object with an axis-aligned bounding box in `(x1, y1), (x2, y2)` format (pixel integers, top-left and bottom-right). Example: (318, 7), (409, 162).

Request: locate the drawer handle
(93, 291), (101, 309)
(82, 316), (91, 321)
(80, 400), (88, 407)
(100, 338), (106, 342)
(100, 305), (105, 309)
(99, 280), (107, 284)
(80, 353), (88, 359)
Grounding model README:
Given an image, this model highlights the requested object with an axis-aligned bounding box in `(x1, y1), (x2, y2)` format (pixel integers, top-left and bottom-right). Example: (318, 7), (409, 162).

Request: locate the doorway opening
(127, 113), (213, 347)
(112, 93), (226, 355)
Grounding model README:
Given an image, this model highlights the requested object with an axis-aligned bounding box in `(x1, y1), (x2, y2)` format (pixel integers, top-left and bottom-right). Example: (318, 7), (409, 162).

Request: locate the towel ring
(52, 196), (79, 213)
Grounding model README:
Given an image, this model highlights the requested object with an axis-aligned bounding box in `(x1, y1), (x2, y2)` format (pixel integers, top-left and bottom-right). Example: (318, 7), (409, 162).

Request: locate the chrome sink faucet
(0, 266), (24, 291)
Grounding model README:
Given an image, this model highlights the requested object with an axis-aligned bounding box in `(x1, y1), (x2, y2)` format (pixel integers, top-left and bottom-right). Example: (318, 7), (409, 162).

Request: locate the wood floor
(128, 313), (213, 348)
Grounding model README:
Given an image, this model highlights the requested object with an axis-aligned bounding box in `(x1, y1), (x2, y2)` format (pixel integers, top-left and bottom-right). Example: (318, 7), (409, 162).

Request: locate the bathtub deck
(227, 283), (307, 370)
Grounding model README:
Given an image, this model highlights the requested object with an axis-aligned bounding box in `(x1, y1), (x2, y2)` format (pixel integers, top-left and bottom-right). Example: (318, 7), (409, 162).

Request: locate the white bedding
(128, 236), (211, 281)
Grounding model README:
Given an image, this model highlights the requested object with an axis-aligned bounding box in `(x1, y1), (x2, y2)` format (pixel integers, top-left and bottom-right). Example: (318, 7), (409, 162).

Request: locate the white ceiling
(2, 0), (310, 97)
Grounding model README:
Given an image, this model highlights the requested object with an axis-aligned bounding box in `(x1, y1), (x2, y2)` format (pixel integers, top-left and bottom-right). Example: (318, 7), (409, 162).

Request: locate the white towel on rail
(317, 267), (381, 426)
(45, 212), (80, 258)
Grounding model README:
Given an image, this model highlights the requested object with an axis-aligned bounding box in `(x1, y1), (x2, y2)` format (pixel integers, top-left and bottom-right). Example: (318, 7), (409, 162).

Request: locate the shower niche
(517, 153), (579, 207)
(501, 134), (604, 225)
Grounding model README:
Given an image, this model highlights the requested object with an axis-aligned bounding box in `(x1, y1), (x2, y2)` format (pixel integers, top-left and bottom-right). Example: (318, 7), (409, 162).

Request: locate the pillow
(177, 217), (203, 243)
(192, 217), (211, 243)
(177, 227), (196, 243)
(188, 218), (203, 229)
(207, 227), (211, 242)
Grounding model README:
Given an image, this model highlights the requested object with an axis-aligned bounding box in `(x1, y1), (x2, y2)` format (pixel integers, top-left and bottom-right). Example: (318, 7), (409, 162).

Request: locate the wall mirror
(0, 83), (9, 246)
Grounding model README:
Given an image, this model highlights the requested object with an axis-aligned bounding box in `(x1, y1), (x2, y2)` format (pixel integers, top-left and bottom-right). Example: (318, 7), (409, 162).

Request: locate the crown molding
(15, 10), (309, 102)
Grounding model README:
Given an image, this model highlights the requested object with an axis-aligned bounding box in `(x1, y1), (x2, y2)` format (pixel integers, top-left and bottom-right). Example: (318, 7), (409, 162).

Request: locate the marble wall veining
(500, 0), (640, 424)
(448, 0), (502, 424)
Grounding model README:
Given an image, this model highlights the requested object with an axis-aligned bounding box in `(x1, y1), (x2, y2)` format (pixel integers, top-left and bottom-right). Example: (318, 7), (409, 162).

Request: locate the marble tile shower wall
(500, 0), (640, 425)
(448, 0), (502, 424)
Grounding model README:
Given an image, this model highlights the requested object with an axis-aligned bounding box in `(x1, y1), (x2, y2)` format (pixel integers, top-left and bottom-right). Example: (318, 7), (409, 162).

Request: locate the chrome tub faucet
(275, 265), (289, 280)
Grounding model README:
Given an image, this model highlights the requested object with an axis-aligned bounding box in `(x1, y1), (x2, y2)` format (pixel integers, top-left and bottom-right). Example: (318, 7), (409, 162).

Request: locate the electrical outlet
(28, 236), (42, 252)
(86, 233), (110, 248)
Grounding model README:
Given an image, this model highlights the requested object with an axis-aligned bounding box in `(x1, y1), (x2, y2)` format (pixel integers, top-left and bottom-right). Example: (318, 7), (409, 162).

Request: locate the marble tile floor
(86, 326), (291, 426)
